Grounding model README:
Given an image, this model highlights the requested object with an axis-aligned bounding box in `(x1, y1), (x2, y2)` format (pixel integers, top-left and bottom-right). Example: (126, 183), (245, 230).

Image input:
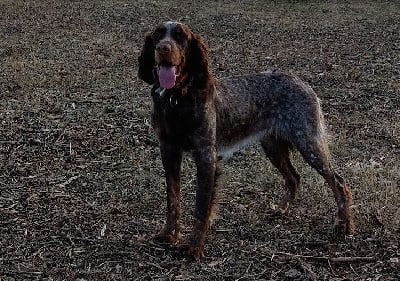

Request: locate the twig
(294, 240), (330, 247)
(1, 270), (44, 277)
(274, 252), (376, 263)
(327, 259), (335, 276)
(215, 228), (234, 233)
(275, 252), (326, 261)
(58, 175), (80, 188)
(0, 140), (20, 144)
(299, 260), (317, 281)
(330, 256), (376, 263)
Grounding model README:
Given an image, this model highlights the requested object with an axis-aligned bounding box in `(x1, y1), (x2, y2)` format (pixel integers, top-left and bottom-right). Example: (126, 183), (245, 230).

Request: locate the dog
(138, 21), (355, 259)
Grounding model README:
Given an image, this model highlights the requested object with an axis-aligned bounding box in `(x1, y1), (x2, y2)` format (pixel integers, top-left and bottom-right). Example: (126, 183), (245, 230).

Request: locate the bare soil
(1, 1), (399, 280)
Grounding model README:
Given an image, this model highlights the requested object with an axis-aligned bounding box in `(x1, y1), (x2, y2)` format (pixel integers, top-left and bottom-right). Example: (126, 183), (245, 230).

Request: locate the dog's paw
(333, 217), (356, 236)
(154, 229), (180, 244)
(180, 243), (204, 261)
(278, 192), (296, 213)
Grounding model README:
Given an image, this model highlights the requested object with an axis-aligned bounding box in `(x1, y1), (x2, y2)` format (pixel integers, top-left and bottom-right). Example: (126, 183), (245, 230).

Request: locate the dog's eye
(152, 29), (165, 42)
(173, 29), (187, 43)
(152, 31), (162, 41)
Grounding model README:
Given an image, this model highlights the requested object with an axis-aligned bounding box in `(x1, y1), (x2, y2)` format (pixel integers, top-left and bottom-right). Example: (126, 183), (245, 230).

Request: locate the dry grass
(1, 0), (399, 280)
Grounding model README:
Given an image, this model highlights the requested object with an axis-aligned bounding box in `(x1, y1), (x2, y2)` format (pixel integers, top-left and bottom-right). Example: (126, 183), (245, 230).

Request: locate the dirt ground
(1, 1), (399, 280)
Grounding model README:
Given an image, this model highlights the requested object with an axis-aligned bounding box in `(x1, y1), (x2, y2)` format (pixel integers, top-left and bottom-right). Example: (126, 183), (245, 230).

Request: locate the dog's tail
(315, 97), (331, 161)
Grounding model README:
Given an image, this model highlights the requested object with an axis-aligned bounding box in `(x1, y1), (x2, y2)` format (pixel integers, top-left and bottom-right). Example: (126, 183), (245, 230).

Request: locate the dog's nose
(156, 41), (172, 53)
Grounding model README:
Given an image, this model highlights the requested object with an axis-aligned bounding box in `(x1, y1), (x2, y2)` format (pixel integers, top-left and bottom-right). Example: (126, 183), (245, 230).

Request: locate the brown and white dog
(138, 21), (355, 259)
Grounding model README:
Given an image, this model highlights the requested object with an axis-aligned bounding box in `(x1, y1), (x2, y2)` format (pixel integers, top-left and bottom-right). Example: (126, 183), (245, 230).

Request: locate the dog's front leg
(155, 141), (183, 244)
(185, 145), (217, 260)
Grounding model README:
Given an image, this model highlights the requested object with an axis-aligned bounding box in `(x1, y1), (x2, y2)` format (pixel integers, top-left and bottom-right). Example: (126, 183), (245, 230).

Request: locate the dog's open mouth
(157, 64), (181, 89)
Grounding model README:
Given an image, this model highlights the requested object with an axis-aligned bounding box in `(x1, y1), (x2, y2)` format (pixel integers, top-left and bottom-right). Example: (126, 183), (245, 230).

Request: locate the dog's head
(138, 21), (210, 89)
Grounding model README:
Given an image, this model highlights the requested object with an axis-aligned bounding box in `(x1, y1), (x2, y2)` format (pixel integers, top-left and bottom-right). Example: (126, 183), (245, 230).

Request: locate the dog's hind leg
(294, 135), (355, 235)
(261, 137), (300, 212)
(155, 142), (183, 244)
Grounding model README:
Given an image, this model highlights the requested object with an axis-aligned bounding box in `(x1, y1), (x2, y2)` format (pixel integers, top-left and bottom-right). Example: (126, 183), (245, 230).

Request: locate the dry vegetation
(1, 0), (399, 280)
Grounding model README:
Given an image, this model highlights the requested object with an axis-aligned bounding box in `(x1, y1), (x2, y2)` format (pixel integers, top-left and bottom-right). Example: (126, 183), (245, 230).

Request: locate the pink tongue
(158, 66), (176, 89)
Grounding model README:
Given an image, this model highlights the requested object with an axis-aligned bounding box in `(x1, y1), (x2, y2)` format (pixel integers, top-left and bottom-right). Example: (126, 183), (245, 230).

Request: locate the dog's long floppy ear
(138, 32), (156, 85)
(187, 33), (212, 89)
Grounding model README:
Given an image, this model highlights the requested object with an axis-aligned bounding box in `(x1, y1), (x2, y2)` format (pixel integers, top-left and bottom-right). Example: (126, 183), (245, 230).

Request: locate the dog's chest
(151, 90), (200, 147)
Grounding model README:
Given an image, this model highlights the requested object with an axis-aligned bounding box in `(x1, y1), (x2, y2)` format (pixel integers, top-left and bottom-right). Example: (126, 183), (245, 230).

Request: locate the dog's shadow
(148, 239), (190, 261)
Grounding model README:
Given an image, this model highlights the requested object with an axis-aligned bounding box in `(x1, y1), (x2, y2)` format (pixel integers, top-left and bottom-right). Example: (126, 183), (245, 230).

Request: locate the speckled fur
(138, 22), (355, 260)
(215, 71), (327, 158)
